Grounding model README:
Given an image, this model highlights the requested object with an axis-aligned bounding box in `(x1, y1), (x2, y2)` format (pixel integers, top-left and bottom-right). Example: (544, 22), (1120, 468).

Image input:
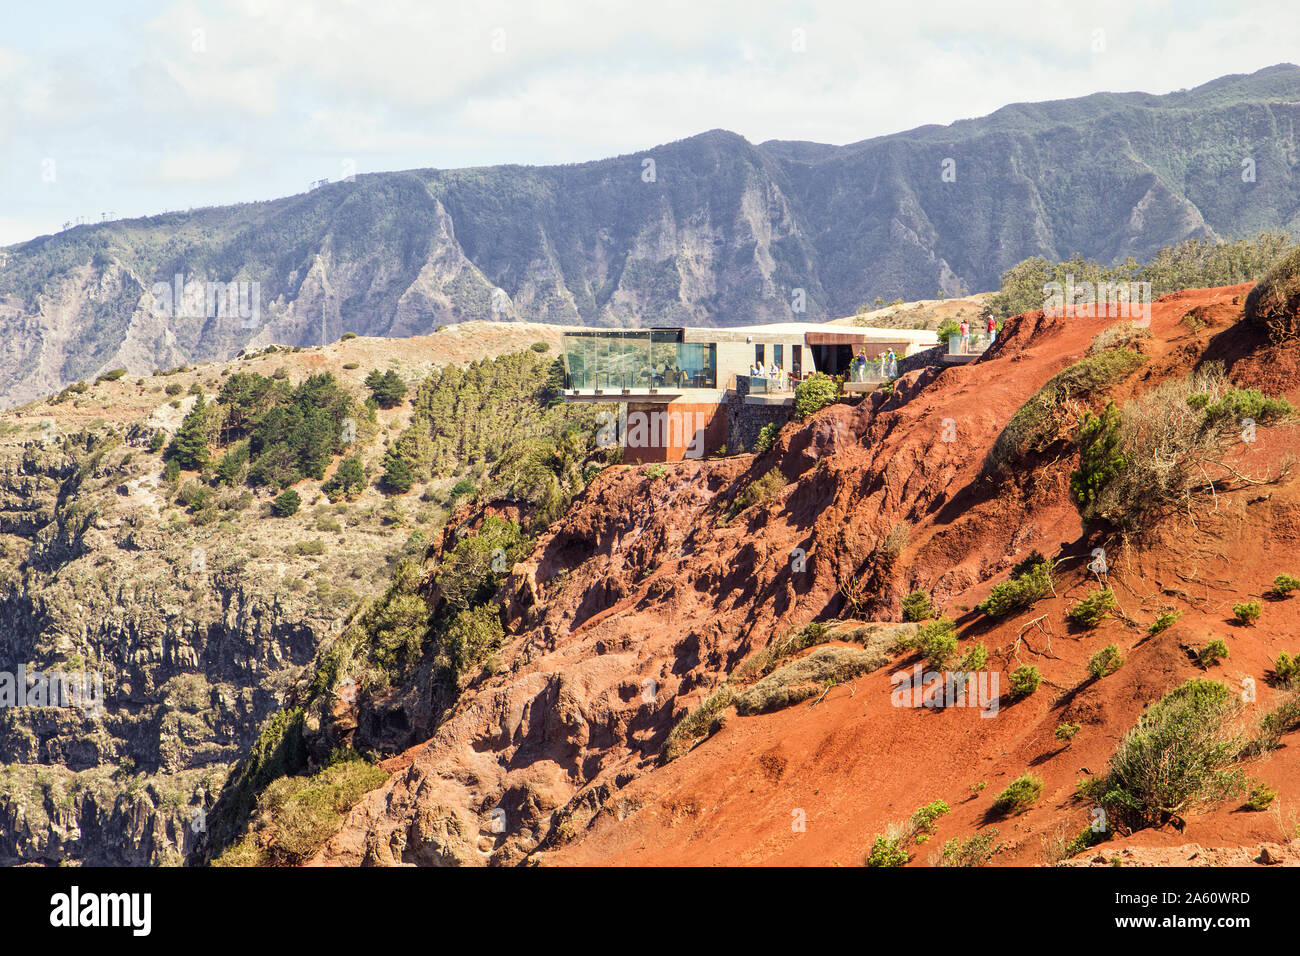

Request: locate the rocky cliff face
(0, 434), (325, 864)
(2, 66), (1300, 406)
(0, 323), (567, 864)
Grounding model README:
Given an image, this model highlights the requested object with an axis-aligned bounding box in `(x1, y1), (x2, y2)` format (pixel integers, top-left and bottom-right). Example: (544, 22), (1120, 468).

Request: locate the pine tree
(167, 394), (210, 470)
(380, 452), (414, 494)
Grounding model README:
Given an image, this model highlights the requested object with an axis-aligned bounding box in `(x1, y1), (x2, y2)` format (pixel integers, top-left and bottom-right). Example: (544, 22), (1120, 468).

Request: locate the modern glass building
(561, 329), (717, 391)
(559, 322), (939, 462)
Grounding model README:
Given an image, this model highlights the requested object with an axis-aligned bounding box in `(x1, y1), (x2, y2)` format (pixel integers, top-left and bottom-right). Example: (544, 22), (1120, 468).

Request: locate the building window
(755, 344), (765, 366)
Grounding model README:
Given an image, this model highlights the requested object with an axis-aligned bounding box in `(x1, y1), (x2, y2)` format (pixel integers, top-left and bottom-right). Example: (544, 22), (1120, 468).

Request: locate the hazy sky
(2, 0), (1298, 245)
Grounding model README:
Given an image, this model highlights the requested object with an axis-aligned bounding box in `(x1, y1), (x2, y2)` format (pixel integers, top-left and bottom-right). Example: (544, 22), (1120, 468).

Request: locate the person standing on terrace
(959, 319), (970, 354)
(987, 314), (997, 345)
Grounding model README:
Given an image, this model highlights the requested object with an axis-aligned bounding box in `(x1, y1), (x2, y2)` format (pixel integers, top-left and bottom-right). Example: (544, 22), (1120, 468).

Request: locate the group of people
(749, 360), (792, 390)
(850, 348), (898, 382)
(954, 315), (998, 354)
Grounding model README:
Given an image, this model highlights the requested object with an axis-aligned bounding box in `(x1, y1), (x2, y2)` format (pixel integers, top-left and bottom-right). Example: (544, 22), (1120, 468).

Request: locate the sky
(1, 0), (1298, 245)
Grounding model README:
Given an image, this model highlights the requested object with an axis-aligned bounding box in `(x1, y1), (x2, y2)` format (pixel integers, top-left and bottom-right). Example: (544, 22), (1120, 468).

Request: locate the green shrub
(865, 835), (909, 867)
(271, 489), (301, 517)
(1094, 679), (1245, 830)
(448, 478), (476, 504)
(148, 431), (166, 454)
(1274, 574), (1300, 597)
(976, 556), (1053, 618)
(1198, 639), (1229, 667)
(734, 646), (889, 716)
(441, 603), (505, 677)
(213, 752), (387, 866)
(164, 382), (183, 396)
(753, 421), (780, 454)
(991, 350), (1146, 468)
(1089, 324), (1151, 354)
(1148, 610), (1181, 636)
(177, 481), (211, 512)
(1199, 387), (1294, 427)
(793, 372), (840, 421)
(901, 589), (935, 622)
(726, 468), (784, 520)
(1008, 664), (1041, 699)
(1071, 365), (1292, 529)
(935, 829), (1002, 867)
(340, 332), (357, 340)
(530, 341), (550, 352)
(866, 799), (951, 866)
(909, 800), (950, 839)
(1245, 783), (1277, 812)
(993, 774), (1043, 815)
(644, 464), (668, 480)
(1250, 689), (1300, 754)
(913, 618), (958, 668)
(1243, 246), (1300, 343)
(1068, 588), (1117, 627)
(1070, 402), (1126, 516)
(214, 442), (249, 486)
(956, 642), (987, 672)
(1088, 644), (1125, 679)
(434, 516), (525, 613)
(1275, 652), (1300, 684)
(1233, 602), (1261, 626)
(95, 368), (127, 383)
(662, 685), (735, 763)
(1055, 722), (1081, 742)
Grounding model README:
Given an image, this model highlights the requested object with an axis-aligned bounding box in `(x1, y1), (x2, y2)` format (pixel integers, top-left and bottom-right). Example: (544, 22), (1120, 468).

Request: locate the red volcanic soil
(315, 284), (1300, 867)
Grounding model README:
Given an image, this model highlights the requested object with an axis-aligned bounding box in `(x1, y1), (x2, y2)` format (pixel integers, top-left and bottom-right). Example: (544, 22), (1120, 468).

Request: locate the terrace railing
(947, 332), (992, 356)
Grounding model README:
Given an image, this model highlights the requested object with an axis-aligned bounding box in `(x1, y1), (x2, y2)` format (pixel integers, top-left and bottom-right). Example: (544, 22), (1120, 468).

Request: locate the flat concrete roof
(560, 322), (939, 346)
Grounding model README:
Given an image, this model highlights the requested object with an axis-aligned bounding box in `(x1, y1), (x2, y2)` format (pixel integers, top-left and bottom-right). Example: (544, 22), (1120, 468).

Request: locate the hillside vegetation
(0, 325), (603, 865)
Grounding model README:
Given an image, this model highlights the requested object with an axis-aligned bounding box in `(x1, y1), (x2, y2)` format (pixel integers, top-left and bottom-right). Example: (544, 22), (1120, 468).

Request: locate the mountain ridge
(2, 65), (1299, 407)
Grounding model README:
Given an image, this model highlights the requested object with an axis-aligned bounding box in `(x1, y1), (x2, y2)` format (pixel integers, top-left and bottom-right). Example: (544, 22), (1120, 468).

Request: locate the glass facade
(563, 331), (717, 390)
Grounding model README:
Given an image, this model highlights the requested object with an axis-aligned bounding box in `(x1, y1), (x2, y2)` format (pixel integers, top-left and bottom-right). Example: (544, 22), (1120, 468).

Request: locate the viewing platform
(941, 332), (993, 364)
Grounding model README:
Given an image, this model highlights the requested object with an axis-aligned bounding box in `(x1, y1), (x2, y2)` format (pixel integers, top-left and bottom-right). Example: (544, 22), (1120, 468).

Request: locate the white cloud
(160, 150), (244, 181)
(0, 0), (1298, 245)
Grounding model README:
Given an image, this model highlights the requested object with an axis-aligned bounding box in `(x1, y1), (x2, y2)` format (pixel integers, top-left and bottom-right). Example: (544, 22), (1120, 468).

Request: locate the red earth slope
(313, 284), (1300, 866)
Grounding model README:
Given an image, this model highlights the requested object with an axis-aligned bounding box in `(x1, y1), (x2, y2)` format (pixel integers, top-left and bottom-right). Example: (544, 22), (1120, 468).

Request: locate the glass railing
(562, 332), (717, 390)
(947, 333), (991, 355)
(746, 374), (794, 393)
(847, 359), (892, 383)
